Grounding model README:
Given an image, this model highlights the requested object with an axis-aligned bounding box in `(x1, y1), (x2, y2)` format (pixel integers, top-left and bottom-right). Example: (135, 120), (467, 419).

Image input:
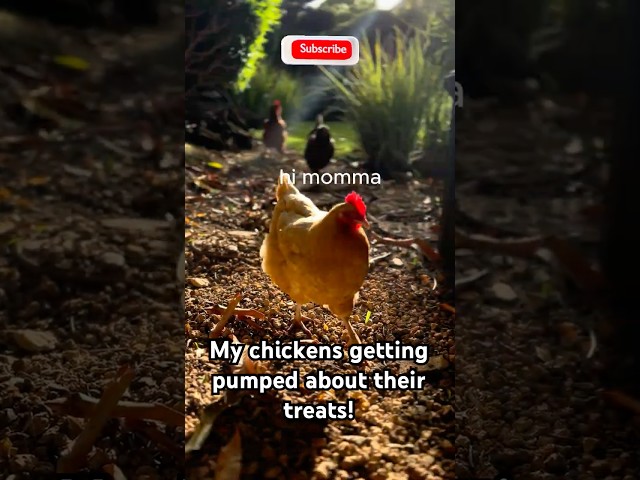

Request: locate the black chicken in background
(304, 114), (334, 173)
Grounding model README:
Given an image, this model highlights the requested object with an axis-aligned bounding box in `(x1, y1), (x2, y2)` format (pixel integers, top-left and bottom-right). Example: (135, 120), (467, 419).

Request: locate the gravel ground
(184, 148), (455, 479)
(455, 98), (640, 479)
(0, 8), (184, 479)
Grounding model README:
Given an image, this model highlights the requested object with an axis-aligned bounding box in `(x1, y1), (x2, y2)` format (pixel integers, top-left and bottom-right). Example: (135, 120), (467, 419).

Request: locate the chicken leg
(341, 316), (362, 347)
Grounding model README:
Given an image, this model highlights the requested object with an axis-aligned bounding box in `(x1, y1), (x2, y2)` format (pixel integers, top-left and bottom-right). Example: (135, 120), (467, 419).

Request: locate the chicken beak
(362, 218), (370, 229)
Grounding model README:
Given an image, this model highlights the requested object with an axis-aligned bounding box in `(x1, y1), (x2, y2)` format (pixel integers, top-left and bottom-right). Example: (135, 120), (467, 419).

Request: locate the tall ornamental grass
(321, 28), (450, 173)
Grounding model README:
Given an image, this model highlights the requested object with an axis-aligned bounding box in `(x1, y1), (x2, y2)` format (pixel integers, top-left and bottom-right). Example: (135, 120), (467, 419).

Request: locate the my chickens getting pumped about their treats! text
(209, 339), (430, 420)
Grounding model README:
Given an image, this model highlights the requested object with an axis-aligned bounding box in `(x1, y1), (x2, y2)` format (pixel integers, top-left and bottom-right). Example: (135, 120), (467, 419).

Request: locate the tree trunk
(440, 71), (456, 295)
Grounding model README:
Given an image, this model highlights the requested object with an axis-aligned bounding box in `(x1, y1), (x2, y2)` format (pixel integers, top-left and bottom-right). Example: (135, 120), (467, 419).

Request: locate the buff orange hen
(260, 174), (370, 346)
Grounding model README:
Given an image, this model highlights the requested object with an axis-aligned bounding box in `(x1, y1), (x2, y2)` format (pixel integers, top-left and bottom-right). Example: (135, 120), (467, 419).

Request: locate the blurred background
(185, 0), (453, 180)
(455, 0), (640, 478)
(0, 1), (184, 478)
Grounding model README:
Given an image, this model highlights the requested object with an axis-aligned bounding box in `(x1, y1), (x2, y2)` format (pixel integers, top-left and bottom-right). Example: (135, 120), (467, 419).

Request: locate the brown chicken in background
(262, 99), (287, 153)
(260, 173), (370, 346)
(304, 114), (334, 173)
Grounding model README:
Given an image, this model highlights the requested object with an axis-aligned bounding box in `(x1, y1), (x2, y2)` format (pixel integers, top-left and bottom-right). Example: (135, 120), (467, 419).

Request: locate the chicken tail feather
(276, 171), (297, 200)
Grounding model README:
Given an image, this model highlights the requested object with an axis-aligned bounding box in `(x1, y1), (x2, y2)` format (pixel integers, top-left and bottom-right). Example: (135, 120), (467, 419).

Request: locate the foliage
(185, 0), (282, 96)
(185, 0), (256, 95)
(235, 64), (303, 120)
(235, 0), (283, 92)
(321, 26), (450, 174)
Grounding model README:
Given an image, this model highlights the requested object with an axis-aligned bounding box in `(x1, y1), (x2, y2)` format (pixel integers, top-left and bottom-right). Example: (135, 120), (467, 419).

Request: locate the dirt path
(185, 148), (455, 479)
(455, 99), (640, 479)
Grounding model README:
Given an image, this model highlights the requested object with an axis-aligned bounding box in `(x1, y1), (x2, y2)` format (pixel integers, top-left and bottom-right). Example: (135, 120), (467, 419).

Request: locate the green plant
(235, 0), (284, 91)
(320, 27), (449, 174)
(235, 64), (304, 119)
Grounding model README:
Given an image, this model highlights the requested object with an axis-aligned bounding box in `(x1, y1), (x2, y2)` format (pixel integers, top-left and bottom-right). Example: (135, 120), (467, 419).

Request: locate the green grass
(253, 121), (359, 158)
(288, 121), (359, 157)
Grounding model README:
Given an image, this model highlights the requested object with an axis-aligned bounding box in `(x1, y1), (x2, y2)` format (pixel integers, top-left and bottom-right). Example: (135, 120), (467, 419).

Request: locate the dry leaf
(557, 322), (579, 342)
(564, 136), (583, 155)
(440, 303), (455, 314)
(535, 346), (552, 363)
(103, 463), (127, 480)
(26, 176), (51, 186)
(63, 164), (92, 177)
(491, 282), (518, 302)
(8, 330), (58, 352)
(53, 55), (90, 71)
(455, 268), (489, 290)
(0, 221), (16, 235)
(424, 355), (449, 371)
(188, 277), (210, 288)
(214, 429), (242, 480)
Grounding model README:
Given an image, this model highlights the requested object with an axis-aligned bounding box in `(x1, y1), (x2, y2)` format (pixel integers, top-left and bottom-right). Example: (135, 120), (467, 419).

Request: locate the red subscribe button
(281, 35), (359, 65)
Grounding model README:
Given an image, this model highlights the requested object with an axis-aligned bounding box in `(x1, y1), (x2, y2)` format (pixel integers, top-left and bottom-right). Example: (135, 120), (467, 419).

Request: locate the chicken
(304, 114), (335, 173)
(260, 173), (370, 346)
(262, 100), (287, 153)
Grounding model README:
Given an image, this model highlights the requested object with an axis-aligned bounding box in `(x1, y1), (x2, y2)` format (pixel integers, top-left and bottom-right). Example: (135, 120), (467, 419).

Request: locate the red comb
(345, 191), (366, 217)
(273, 99), (281, 106)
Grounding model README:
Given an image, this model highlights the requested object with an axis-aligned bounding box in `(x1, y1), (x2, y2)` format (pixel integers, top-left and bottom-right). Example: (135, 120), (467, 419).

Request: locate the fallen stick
(57, 366), (135, 473)
(369, 231), (441, 263)
(455, 228), (606, 292)
(46, 393), (184, 428)
(210, 292), (244, 338)
(205, 305), (265, 320)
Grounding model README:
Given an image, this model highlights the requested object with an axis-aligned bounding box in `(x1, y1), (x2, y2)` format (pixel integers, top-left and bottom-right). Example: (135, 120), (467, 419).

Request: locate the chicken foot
(288, 305), (362, 348)
(288, 304), (314, 338)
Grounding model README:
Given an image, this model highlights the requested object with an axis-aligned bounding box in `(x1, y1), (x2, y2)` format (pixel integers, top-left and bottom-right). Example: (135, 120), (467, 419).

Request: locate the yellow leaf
(53, 55), (90, 71)
(323, 323), (329, 332)
(0, 437), (13, 457)
(27, 176), (51, 186)
(364, 311), (372, 324)
(208, 161), (224, 169)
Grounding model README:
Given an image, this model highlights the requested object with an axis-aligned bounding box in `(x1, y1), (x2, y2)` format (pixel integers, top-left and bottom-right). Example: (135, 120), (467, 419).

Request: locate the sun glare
(375, 0), (404, 11)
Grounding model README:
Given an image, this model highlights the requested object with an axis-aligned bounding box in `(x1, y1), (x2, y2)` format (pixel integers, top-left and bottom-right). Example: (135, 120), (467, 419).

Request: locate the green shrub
(235, 64), (304, 120)
(321, 27), (449, 174)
